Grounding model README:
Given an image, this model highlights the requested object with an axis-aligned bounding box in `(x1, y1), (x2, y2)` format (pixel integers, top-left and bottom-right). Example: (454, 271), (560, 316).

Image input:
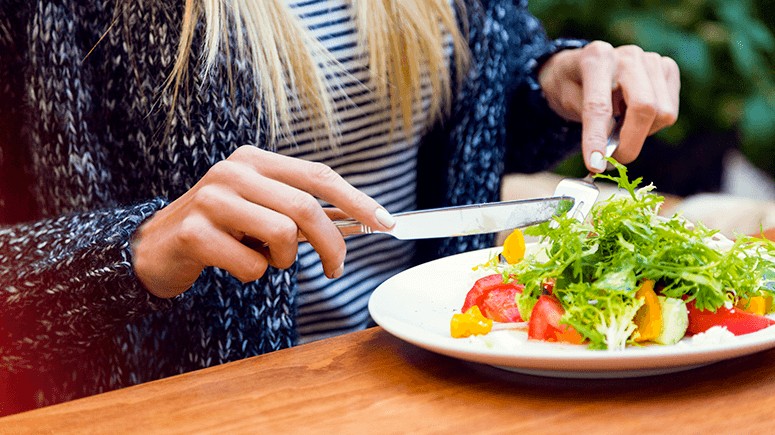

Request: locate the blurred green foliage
(531, 0), (775, 175)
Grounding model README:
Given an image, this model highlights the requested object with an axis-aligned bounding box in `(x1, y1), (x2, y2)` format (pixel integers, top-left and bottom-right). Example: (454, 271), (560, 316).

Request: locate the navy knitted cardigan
(0, 0), (582, 408)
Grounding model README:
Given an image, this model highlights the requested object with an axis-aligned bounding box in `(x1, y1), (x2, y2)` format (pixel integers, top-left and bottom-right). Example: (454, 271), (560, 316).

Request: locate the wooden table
(4, 326), (775, 433)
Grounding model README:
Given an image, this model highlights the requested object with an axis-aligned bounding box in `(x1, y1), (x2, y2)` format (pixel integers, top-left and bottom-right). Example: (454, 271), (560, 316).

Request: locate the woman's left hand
(538, 41), (681, 173)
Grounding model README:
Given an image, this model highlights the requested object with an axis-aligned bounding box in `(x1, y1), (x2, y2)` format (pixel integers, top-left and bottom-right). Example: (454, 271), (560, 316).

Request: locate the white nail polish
(375, 207), (396, 229)
(330, 263), (345, 279)
(589, 151), (607, 172)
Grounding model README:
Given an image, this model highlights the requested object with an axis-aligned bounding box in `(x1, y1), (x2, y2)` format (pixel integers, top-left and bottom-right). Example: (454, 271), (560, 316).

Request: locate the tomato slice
(686, 301), (775, 336)
(461, 274), (524, 322)
(462, 274), (506, 312)
(528, 295), (583, 344)
(479, 285), (523, 322)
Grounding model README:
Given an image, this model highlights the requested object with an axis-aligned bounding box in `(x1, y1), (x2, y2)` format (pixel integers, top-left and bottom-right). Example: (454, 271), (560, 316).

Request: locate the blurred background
(503, 0), (775, 237)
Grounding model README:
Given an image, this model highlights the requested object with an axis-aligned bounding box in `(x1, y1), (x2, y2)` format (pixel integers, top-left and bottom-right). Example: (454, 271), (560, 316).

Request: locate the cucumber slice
(654, 296), (688, 345)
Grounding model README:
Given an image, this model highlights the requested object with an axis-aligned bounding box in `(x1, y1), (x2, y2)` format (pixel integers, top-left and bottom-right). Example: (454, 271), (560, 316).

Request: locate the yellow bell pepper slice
(450, 306), (493, 338)
(502, 228), (526, 264)
(736, 296), (767, 316)
(633, 280), (663, 342)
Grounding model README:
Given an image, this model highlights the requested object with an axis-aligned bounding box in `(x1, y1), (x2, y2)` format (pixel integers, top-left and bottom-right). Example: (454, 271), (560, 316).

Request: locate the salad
(450, 161), (775, 350)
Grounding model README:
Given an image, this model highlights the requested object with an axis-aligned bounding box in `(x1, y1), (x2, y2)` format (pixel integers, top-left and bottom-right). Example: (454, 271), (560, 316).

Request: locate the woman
(0, 0), (679, 411)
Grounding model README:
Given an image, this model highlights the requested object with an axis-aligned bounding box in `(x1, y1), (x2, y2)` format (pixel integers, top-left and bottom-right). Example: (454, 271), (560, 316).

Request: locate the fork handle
(604, 117), (623, 158)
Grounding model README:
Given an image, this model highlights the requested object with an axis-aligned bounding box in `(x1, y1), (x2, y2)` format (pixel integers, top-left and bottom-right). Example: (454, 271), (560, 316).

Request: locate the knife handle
(257, 219), (375, 247)
(297, 219), (375, 243)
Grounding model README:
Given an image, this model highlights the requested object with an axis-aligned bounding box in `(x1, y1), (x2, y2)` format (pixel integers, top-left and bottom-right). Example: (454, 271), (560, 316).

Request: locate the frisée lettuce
(490, 159), (775, 350)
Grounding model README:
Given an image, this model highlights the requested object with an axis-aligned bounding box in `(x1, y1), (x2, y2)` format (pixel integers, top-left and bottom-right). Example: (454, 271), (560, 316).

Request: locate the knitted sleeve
(0, 203), (178, 371)
(500, 1), (587, 174)
(0, 6), (176, 372)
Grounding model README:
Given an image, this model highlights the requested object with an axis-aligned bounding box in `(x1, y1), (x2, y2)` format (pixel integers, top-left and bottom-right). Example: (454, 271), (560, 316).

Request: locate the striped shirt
(279, 0), (453, 343)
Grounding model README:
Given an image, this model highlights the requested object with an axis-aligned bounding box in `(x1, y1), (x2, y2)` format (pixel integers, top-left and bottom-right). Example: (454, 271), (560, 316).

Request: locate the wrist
(526, 38), (588, 93)
(130, 205), (196, 299)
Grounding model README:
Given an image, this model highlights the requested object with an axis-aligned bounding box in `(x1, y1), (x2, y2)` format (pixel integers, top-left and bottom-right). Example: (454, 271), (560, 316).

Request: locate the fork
(553, 118), (623, 222)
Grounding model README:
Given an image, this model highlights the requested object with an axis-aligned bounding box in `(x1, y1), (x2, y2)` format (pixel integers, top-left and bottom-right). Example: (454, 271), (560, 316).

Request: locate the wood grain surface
(3, 327), (775, 434)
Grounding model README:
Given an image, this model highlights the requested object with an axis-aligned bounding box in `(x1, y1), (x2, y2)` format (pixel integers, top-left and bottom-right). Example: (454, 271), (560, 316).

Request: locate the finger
(578, 41), (617, 172)
(209, 160), (347, 278)
(558, 82), (625, 121)
(614, 46), (658, 163)
(179, 215), (269, 283)
(662, 56), (681, 115)
(229, 146), (395, 231)
(643, 52), (678, 134)
(196, 186), (300, 270)
(324, 207), (351, 221)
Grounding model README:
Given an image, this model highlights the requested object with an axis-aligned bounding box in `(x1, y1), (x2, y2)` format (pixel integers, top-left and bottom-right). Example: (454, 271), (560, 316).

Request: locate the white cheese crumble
(687, 326), (736, 345)
(466, 330), (528, 349)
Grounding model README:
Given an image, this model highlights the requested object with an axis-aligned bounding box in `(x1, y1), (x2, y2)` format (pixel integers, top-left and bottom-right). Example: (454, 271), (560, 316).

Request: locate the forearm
(0, 199), (175, 371)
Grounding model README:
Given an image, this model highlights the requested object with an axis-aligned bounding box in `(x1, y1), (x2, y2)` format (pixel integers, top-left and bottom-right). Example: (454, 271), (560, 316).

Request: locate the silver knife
(298, 196), (573, 242)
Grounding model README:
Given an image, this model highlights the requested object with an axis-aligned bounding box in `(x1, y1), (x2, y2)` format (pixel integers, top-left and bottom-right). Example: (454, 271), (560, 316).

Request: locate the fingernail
(330, 262), (344, 279)
(589, 151), (607, 172)
(375, 207), (396, 229)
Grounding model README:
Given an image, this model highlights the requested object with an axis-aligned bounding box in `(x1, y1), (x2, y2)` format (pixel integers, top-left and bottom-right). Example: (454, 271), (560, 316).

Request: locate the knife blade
(297, 196), (574, 242)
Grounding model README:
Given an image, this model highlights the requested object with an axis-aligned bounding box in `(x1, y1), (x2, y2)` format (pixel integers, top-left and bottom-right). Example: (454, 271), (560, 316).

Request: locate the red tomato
(480, 285), (523, 322)
(542, 278), (556, 295)
(528, 295), (584, 344)
(461, 274), (524, 322)
(462, 274), (505, 311)
(752, 227), (775, 241)
(687, 301), (775, 336)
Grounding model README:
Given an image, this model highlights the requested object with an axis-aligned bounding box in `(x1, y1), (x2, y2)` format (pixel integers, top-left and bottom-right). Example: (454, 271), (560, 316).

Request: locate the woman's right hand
(131, 145), (395, 298)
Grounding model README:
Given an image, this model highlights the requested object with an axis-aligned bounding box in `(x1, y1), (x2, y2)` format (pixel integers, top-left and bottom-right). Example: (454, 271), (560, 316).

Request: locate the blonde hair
(167, 0), (470, 147)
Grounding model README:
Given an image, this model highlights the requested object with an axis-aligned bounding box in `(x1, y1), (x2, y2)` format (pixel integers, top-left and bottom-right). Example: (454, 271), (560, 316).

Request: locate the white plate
(368, 247), (775, 378)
